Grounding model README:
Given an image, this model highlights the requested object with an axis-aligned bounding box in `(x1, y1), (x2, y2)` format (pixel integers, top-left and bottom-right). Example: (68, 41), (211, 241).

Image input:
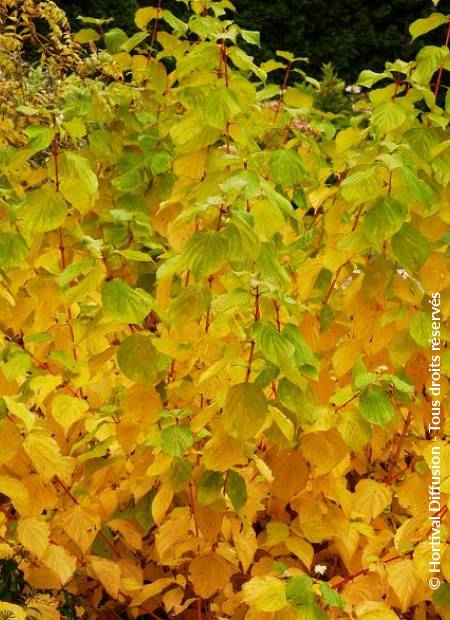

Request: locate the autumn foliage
(0, 1), (450, 619)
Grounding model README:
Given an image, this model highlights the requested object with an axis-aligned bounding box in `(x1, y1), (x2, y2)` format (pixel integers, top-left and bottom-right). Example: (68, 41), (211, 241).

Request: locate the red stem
(434, 20), (450, 98)
(147, 0), (163, 63)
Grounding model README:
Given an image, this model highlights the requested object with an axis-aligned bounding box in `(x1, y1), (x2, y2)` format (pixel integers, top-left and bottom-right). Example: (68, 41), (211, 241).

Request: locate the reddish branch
(333, 504), (449, 590)
(434, 20), (450, 98)
(54, 475), (117, 557)
(147, 0), (163, 64)
(384, 411), (413, 484)
(323, 264), (344, 305)
(272, 61), (292, 124)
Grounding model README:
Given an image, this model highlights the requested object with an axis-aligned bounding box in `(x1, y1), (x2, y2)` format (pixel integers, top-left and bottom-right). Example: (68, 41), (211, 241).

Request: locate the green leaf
(117, 335), (158, 383)
(409, 13), (449, 41)
(319, 583), (345, 609)
(22, 187), (67, 233)
(281, 324), (320, 379)
(270, 149), (306, 186)
(401, 167), (434, 207)
(357, 69), (389, 88)
(241, 29), (260, 46)
(285, 576), (314, 607)
(58, 258), (96, 288)
(24, 125), (56, 151)
(150, 151), (172, 176)
(414, 45), (448, 85)
(359, 387), (395, 427)
(112, 169), (144, 193)
(182, 230), (228, 279)
(391, 224), (432, 273)
(409, 311), (431, 347)
(170, 458), (193, 492)
(120, 31), (148, 53)
(0, 233), (28, 268)
(48, 350), (81, 374)
(253, 321), (295, 368)
(340, 167), (382, 205)
(74, 28), (100, 43)
(252, 199), (284, 241)
(134, 490), (156, 534)
(362, 198), (407, 251)
(161, 425), (194, 457)
(3, 353), (31, 381)
(371, 101), (407, 133)
(222, 382), (268, 439)
(337, 411), (372, 453)
(390, 374), (414, 394)
(104, 28), (128, 53)
(102, 279), (153, 325)
(116, 249), (153, 263)
(225, 470), (247, 510)
(433, 582), (450, 607)
(197, 470), (223, 505)
(169, 285), (211, 323)
(203, 87), (241, 130)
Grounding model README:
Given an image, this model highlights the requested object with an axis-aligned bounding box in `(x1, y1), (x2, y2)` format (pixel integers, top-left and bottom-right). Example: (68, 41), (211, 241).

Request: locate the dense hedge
(57, 0), (434, 81)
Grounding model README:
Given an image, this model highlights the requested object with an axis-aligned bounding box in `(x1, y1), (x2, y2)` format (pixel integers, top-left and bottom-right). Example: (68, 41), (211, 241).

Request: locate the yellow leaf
(131, 578), (174, 607)
(356, 601), (400, 619)
(108, 519), (142, 551)
(29, 374), (62, 406)
(23, 566), (60, 591)
(189, 552), (234, 599)
(151, 481), (173, 526)
(242, 576), (288, 612)
(42, 544), (77, 586)
(301, 430), (347, 477)
(352, 479), (393, 523)
(26, 599), (60, 620)
(0, 602), (26, 620)
(173, 149), (206, 181)
(285, 536), (314, 570)
(386, 559), (419, 612)
(52, 394), (89, 433)
(134, 7), (159, 30)
(123, 383), (162, 423)
(22, 474), (58, 517)
(265, 521), (289, 547)
(17, 517), (50, 559)
(270, 449), (308, 502)
(89, 556), (121, 599)
(0, 475), (30, 514)
(0, 419), (21, 465)
(231, 520), (257, 573)
(24, 431), (74, 482)
(203, 424), (247, 471)
(332, 340), (362, 378)
(61, 505), (101, 553)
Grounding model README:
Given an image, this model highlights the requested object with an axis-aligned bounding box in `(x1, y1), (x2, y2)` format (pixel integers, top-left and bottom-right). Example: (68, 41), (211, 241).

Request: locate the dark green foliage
(58, 592), (79, 620)
(59, 0), (139, 34)
(0, 559), (27, 605)
(57, 0), (436, 81)
(231, 0), (433, 81)
(314, 63), (351, 114)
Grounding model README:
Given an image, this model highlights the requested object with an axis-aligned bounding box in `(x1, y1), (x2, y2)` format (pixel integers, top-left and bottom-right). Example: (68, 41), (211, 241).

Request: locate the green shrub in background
(313, 63), (352, 114)
(57, 0), (436, 81)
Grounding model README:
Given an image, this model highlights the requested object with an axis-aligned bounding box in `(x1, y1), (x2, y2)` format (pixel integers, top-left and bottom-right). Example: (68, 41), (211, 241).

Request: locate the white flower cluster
(345, 84), (362, 94)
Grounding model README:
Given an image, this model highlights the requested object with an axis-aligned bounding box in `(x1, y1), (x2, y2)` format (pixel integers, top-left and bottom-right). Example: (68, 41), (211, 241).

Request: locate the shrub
(0, 1), (449, 619)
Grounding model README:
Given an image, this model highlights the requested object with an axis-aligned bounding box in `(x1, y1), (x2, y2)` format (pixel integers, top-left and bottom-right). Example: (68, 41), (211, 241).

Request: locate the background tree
(57, 0), (436, 81)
